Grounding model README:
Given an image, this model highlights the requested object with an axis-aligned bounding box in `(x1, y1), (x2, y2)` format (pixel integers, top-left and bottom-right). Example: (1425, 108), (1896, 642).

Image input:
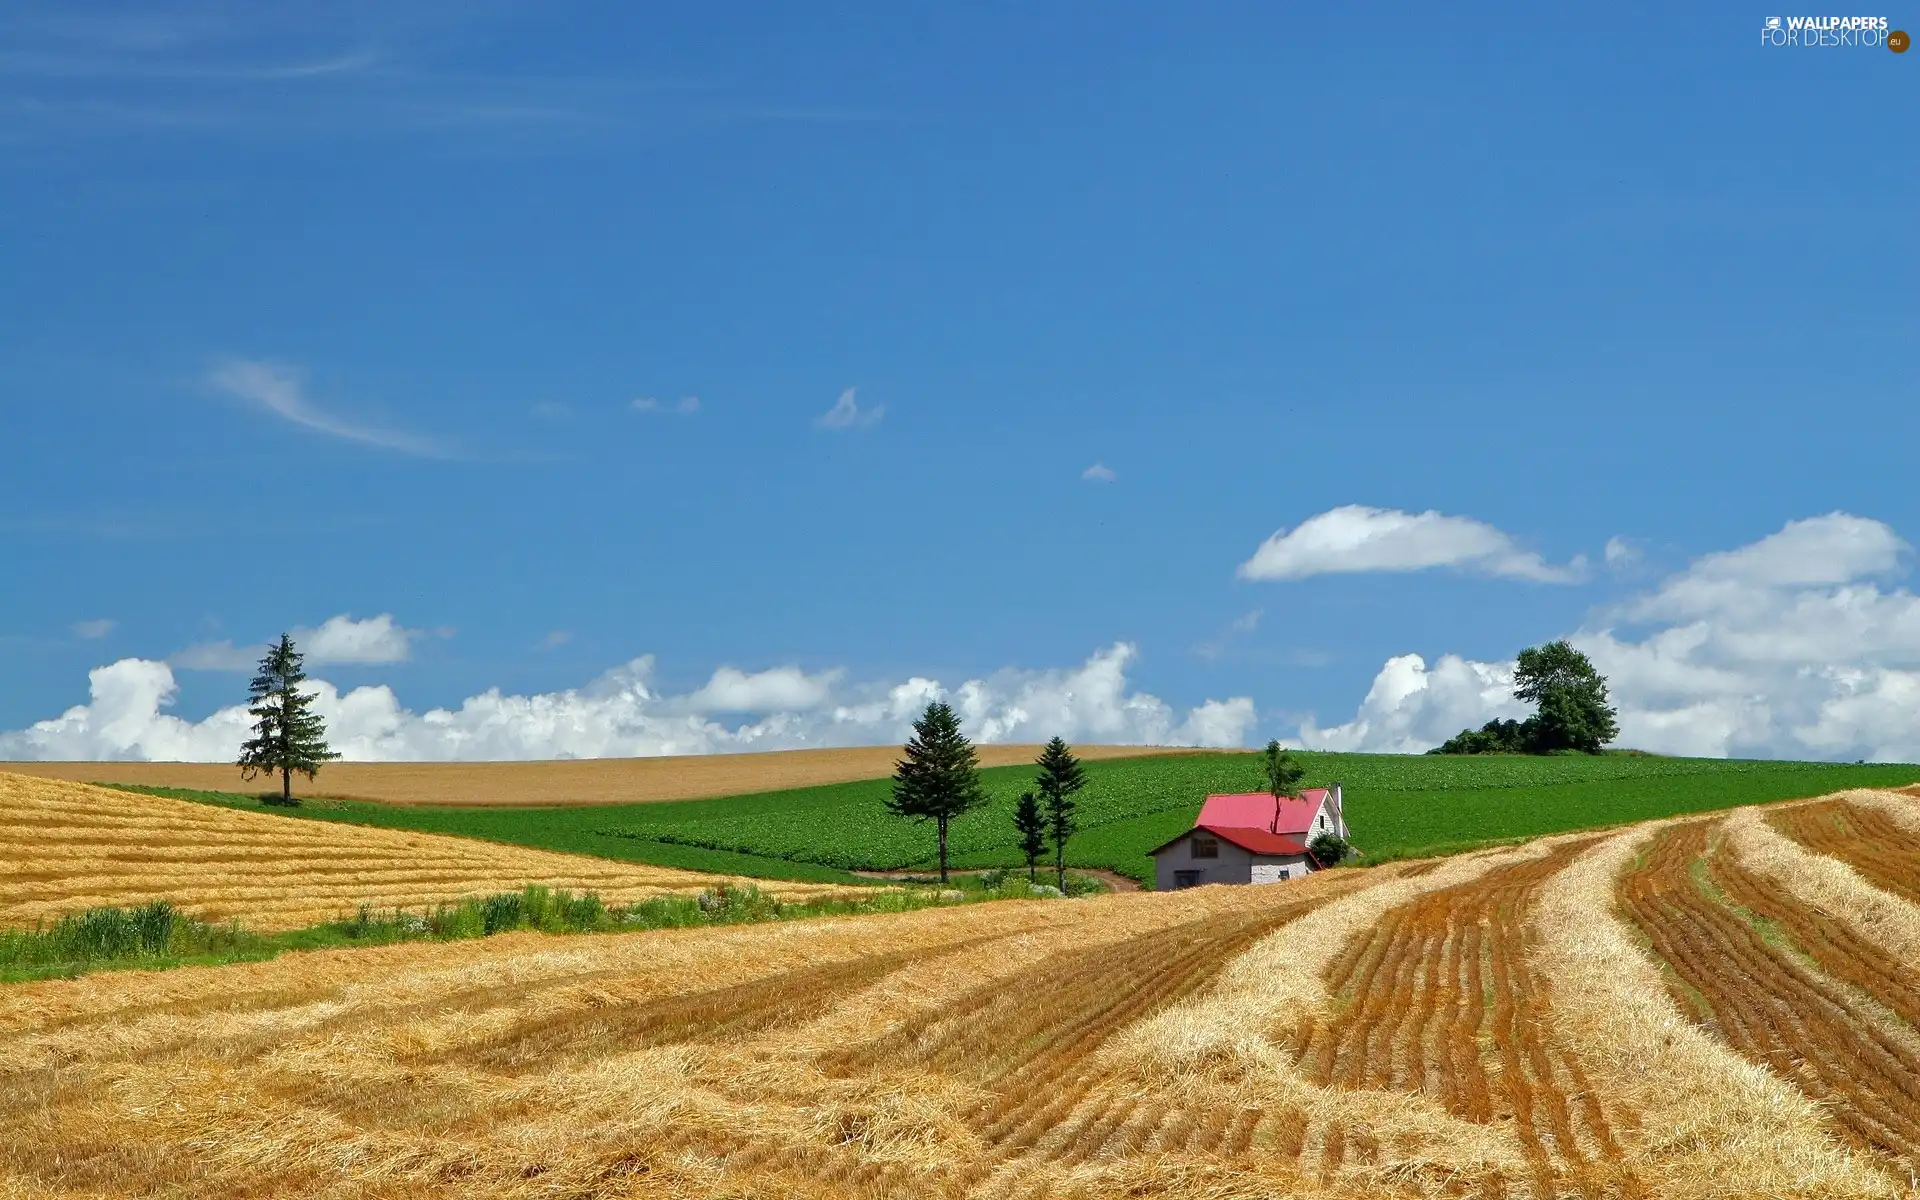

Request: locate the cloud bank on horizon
(0, 643), (1254, 763)
(5, 511), (1916, 764)
(1295, 512), (1920, 762)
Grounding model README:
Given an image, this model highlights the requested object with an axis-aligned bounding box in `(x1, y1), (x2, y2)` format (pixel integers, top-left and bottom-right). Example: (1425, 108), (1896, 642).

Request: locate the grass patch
(0, 876), (1064, 984)
(103, 753), (1920, 889)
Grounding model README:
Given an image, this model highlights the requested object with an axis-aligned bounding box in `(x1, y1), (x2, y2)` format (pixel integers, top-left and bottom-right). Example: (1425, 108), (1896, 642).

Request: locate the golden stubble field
(0, 774), (845, 930)
(6, 786), (1920, 1197)
(0, 744), (1204, 807)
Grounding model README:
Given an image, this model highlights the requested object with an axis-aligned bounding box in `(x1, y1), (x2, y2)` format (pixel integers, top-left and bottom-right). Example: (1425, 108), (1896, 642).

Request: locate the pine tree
(1012, 791), (1048, 883)
(1263, 739), (1305, 799)
(237, 634), (340, 805)
(1034, 736), (1087, 894)
(885, 702), (988, 884)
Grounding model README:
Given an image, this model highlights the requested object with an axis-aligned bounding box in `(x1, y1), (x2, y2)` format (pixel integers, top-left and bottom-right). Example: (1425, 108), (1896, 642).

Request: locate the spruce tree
(1034, 736), (1087, 894)
(1012, 791), (1048, 883)
(885, 702), (988, 884)
(237, 634), (340, 805)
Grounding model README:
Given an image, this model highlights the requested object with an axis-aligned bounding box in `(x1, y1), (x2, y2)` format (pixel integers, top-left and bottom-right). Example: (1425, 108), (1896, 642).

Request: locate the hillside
(107, 750), (1920, 885)
(0, 744), (1200, 807)
(5, 789), (1920, 1196)
(0, 773), (842, 931)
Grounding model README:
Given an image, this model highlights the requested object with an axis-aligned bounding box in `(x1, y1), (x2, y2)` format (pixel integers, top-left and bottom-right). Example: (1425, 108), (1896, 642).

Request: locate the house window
(1191, 837), (1219, 859)
(1173, 870), (1203, 889)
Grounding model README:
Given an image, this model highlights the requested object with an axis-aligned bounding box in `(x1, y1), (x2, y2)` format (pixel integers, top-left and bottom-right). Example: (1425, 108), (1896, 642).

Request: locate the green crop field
(107, 751), (1920, 887)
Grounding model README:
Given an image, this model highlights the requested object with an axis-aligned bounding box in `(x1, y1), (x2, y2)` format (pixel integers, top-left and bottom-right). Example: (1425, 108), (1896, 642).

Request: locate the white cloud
(814, 387), (882, 430)
(537, 630), (573, 650)
(71, 619), (116, 639)
(171, 614), (420, 671)
(632, 396), (700, 415)
(1300, 513), (1920, 762)
(1297, 653), (1526, 754)
(1238, 505), (1586, 584)
(298, 613), (416, 664)
(0, 643), (1256, 762)
(1083, 462), (1116, 483)
(1603, 536), (1641, 570)
(687, 665), (841, 713)
(209, 359), (448, 457)
(529, 401), (571, 420)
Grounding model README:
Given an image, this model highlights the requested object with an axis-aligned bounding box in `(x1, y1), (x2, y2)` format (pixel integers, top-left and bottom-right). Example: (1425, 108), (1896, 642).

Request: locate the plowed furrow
(1302, 841), (1640, 1198)
(1620, 822), (1920, 1168)
(1770, 801), (1920, 906)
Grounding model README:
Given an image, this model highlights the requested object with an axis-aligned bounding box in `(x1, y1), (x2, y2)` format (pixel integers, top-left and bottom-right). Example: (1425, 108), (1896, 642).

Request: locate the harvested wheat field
(7, 789), (1920, 1198)
(0, 745), (1201, 807)
(0, 773), (844, 931)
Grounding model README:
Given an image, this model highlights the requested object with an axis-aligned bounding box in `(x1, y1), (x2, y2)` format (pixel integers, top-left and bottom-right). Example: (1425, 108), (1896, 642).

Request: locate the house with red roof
(1148, 785), (1347, 890)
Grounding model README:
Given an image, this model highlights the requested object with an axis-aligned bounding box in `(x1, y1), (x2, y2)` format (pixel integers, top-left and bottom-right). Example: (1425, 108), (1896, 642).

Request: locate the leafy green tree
(1263, 739), (1305, 798)
(1308, 832), (1351, 866)
(1432, 641), (1619, 755)
(237, 634), (340, 805)
(1034, 737), (1087, 893)
(1515, 640), (1619, 753)
(1011, 791), (1048, 882)
(886, 702), (988, 884)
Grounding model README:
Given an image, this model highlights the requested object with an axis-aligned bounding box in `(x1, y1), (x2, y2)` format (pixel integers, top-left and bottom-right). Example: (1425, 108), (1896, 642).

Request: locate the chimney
(1330, 783), (1344, 836)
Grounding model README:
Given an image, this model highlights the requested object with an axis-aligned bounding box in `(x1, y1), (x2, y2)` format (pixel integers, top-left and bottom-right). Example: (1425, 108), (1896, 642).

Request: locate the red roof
(1195, 824), (1311, 856)
(1195, 789), (1330, 836)
(1145, 823), (1312, 858)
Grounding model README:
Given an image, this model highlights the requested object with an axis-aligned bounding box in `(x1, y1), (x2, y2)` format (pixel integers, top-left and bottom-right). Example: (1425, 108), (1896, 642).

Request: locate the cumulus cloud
(209, 359), (449, 457)
(1083, 462), (1116, 483)
(0, 643), (1256, 762)
(1239, 505), (1586, 584)
(632, 396), (700, 415)
(1300, 513), (1920, 762)
(171, 614), (420, 671)
(71, 619), (115, 639)
(814, 387), (882, 430)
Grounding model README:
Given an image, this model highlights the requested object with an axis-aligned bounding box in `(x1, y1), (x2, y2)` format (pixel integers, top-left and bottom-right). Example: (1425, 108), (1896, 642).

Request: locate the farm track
(1295, 838), (1643, 1200)
(1619, 820), (1920, 1171)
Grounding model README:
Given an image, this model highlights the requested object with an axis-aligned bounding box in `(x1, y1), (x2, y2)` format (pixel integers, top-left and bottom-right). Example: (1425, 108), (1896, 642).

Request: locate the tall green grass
(0, 876), (1067, 984)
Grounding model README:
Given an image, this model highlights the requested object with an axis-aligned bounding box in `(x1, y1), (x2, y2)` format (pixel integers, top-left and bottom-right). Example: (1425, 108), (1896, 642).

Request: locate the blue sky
(3, 3), (1917, 761)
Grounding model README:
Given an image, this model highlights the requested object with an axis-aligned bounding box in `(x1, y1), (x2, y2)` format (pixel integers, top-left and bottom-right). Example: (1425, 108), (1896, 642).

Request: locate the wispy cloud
(1082, 462), (1116, 484)
(0, 9), (881, 148)
(209, 359), (450, 457)
(632, 395), (701, 415)
(71, 618), (115, 639)
(814, 387), (882, 431)
(1195, 609), (1262, 661)
(538, 629), (573, 650)
(529, 400), (571, 421)
(171, 612), (424, 672)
